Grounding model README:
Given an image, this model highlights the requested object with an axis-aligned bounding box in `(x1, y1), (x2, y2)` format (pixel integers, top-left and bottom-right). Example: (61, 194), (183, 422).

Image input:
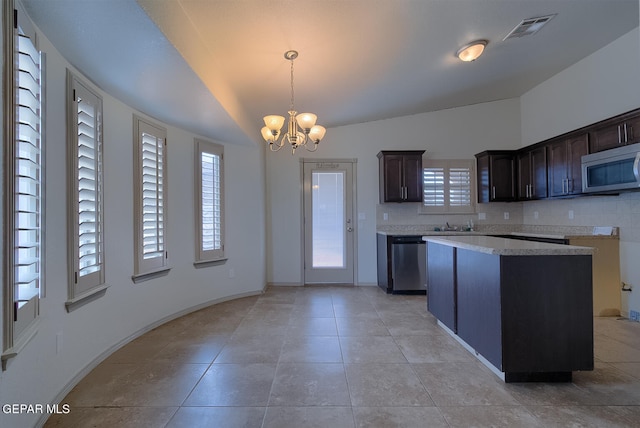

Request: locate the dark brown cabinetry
(377, 151), (425, 202)
(455, 248), (593, 381)
(547, 133), (588, 197)
(475, 107), (640, 203)
(426, 242), (456, 332)
(516, 146), (547, 200)
(589, 111), (640, 153)
(427, 239), (594, 382)
(475, 151), (516, 203)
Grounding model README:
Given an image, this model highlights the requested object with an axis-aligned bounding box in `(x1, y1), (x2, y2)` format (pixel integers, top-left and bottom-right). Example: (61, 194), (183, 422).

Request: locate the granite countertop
(422, 235), (595, 256)
(376, 230), (484, 236)
(376, 225), (619, 240)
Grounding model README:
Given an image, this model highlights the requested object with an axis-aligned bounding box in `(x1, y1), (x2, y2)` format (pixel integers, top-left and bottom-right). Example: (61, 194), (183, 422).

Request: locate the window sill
(2, 320), (40, 371)
(419, 208), (476, 215)
(65, 285), (109, 312)
(131, 267), (171, 284)
(193, 257), (228, 268)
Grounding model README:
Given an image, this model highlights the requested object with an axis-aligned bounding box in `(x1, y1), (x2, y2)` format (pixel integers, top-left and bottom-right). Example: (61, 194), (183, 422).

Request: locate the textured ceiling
(22, 0), (640, 146)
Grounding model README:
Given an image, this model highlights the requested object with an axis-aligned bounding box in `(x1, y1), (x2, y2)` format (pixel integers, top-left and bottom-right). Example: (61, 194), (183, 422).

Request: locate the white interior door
(303, 160), (355, 284)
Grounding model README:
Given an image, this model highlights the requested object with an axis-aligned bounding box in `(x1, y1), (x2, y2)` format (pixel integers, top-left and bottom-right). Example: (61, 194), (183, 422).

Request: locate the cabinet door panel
(490, 155), (515, 201)
(590, 123), (622, 153)
(548, 141), (568, 197)
(403, 154), (424, 202)
(516, 152), (531, 200)
(476, 155), (490, 203)
(567, 134), (588, 194)
(381, 155), (404, 202)
(531, 146), (548, 199)
(624, 115), (640, 145)
(426, 243), (456, 332)
(456, 249), (502, 369)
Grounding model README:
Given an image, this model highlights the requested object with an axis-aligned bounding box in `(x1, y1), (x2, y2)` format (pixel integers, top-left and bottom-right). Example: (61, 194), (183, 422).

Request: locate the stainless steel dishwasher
(391, 236), (426, 294)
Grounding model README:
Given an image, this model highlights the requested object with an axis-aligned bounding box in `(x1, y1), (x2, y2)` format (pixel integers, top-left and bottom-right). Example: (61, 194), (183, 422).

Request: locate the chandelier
(261, 50), (326, 154)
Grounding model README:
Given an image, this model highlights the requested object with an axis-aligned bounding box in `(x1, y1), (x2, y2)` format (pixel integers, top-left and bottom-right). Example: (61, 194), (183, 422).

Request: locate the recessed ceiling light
(456, 40), (488, 62)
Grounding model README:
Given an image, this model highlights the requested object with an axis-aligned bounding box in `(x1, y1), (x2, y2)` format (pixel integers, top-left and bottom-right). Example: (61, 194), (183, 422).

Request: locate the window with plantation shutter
(66, 71), (105, 309)
(194, 139), (225, 264)
(421, 160), (475, 214)
(133, 115), (170, 282)
(3, 3), (45, 365)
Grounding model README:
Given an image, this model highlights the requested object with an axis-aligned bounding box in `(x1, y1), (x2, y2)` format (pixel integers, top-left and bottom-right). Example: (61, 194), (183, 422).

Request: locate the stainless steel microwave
(582, 142), (640, 193)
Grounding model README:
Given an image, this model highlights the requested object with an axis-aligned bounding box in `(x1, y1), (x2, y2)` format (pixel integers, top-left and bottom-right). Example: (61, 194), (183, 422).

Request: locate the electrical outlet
(534, 211), (539, 219)
(383, 213), (389, 221)
(504, 212), (509, 220)
(478, 213), (486, 220)
(568, 210), (574, 220)
(228, 268), (235, 278)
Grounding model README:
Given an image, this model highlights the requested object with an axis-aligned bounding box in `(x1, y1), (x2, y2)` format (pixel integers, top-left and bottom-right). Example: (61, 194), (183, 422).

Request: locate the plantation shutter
(142, 131), (165, 260)
(422, 160), (475, 214)
(133, 117), (168, 280)
(14, 20), (43, 336)
(69, 74), (104, 297)
(195, 140), (224, 263)
(449, 167), (472, 207)
(423, 167), (445, 208)
(201, 152), (221, 251)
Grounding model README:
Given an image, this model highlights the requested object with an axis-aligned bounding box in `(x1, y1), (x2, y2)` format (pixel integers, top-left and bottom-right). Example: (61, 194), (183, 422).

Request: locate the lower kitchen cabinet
(377, 234), (393, 294)
(426, 242), (456, 332)
(427, 239), (594, 382)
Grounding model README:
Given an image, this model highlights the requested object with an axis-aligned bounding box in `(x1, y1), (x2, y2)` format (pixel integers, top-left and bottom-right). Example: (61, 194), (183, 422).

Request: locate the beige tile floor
(45, 286), (640, 427)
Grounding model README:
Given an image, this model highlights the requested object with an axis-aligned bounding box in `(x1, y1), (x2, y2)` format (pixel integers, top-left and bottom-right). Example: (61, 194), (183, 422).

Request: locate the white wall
(520, 27), (640, 316)
(266, 98), (521, 286)
(521, 28), (640, 146)
(0, 17), (266, 428)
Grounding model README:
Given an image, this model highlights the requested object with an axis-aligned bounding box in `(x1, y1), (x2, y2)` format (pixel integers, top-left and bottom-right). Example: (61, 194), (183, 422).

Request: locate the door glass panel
(312, 171), (345, 268)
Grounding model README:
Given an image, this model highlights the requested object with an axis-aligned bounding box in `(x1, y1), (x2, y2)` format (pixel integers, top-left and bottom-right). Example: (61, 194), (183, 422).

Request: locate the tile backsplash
(376, 191), (640, 243)
(521, 192), (640, 244)
(376, 201), (522, 230)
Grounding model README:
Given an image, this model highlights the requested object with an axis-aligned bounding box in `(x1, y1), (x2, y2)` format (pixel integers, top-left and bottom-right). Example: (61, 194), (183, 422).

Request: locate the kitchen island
(423, 235), (595, 382)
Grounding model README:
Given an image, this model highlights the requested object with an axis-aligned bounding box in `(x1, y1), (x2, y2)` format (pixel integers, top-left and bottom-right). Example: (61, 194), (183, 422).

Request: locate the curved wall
(0, 14), (267, 428)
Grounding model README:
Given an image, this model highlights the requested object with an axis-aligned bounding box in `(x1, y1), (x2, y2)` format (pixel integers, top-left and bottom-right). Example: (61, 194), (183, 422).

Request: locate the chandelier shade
(261, 50), (327, 154)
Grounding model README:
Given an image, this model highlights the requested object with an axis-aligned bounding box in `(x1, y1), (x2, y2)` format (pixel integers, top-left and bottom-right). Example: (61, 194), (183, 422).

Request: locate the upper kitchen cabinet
(589, 109), (640, 153)
(548, 133), (589, 197)
(475, 151), (516, 203)
(378, 151), (425, 202)
(517, 146), (547, 200)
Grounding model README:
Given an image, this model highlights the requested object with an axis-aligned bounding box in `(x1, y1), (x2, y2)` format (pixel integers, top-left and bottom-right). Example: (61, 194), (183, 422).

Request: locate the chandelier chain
(290, 57), (295, 112)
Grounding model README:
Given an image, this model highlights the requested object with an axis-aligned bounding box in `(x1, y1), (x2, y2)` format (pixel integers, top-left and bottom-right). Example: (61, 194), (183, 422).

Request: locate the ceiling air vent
(503, 14), (557, 41)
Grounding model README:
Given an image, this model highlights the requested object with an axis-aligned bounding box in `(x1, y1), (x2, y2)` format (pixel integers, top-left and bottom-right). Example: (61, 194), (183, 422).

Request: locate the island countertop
(422, 235), (594, 256)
